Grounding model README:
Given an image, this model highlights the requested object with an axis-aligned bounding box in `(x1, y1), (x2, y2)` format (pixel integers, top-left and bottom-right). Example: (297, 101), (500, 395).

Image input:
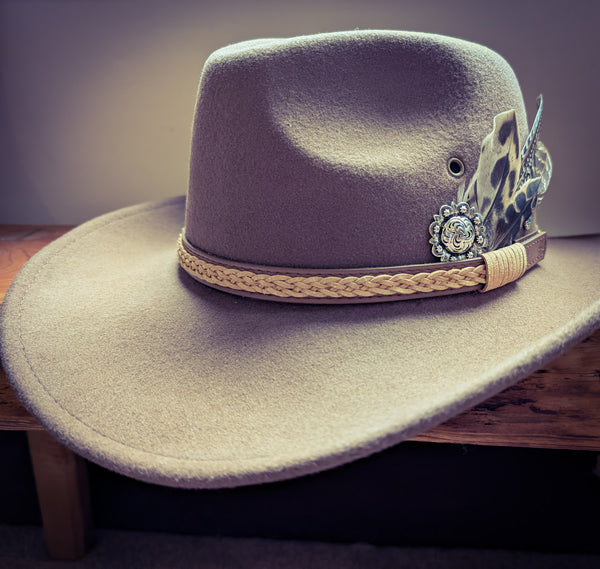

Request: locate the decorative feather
(429, 97), (551, 261)
(533, 140), (552, 203)
(460, 96), (551, 251)
(519, 95), (544, 186)
(459, 109), (521, 250)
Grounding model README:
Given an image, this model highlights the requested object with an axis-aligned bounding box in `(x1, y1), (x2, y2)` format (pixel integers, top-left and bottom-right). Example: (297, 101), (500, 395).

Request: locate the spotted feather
(457, 110), (521, 249)
(457, 96), (551, 252)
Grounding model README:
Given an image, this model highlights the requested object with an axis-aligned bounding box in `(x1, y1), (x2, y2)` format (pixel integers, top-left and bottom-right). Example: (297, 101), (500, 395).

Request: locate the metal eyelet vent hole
(447, 158), (465, 177)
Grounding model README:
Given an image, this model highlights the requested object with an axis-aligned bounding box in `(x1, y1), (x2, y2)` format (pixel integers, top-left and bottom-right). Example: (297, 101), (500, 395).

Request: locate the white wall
(1, 0), (599, 236)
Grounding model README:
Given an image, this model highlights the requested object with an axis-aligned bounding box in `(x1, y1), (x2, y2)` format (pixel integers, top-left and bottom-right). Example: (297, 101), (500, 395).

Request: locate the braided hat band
(177, 231), (546, 304)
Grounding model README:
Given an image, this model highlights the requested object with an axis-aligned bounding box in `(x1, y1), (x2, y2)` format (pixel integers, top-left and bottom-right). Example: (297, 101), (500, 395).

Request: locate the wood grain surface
(1, 225), (599, 450)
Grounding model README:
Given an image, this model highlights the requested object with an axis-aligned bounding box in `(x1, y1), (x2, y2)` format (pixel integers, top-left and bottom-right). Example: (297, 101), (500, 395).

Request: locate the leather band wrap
(177, 231), (547, 304)
(482, 243), (527, 292)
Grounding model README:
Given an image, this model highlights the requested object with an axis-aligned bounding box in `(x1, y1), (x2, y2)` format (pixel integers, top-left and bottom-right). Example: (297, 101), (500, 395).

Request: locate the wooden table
(1, 225), (599, 559)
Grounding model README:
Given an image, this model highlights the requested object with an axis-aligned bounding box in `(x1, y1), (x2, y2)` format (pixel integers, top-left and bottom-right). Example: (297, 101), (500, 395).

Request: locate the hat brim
(1, 196), (599, 488)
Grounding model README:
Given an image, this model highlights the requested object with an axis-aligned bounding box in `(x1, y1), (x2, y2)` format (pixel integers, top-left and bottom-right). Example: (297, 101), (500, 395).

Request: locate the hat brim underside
(1, 197), (599, 489)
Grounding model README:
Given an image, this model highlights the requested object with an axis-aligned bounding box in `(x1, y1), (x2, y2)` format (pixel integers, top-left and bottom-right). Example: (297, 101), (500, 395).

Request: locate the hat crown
(185, 31), (527, 268)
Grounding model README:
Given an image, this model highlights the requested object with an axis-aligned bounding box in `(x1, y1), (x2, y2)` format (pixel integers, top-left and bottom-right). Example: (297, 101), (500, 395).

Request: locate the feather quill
(519, 95), (544, 186)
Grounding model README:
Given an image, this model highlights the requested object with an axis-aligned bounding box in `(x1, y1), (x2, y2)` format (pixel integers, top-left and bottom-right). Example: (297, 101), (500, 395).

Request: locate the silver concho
(429, 201), (486, 261)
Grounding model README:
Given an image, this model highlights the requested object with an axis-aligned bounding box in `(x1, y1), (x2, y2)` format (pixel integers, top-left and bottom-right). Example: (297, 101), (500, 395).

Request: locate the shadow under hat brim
(1, 196), (599, 489)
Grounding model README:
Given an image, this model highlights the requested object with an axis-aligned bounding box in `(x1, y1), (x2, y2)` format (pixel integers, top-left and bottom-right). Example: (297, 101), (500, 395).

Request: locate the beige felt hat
(1, 30), (599, 489)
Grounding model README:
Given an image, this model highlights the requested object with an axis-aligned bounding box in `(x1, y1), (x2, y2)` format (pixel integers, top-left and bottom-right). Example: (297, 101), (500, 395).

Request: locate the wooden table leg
(26, 430), (95, 559)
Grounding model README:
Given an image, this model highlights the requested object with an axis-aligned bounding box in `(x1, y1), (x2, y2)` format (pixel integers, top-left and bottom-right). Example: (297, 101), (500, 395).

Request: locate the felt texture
(185, 31), (528, 268)
(1, 197), (598, 488)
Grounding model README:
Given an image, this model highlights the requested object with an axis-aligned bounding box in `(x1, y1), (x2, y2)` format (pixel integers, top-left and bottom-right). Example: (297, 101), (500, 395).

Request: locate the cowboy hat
(1, 30), (598, 488)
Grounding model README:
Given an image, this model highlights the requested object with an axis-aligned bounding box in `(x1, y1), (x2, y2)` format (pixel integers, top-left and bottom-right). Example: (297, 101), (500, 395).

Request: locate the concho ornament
(429, 201), (486, 261)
